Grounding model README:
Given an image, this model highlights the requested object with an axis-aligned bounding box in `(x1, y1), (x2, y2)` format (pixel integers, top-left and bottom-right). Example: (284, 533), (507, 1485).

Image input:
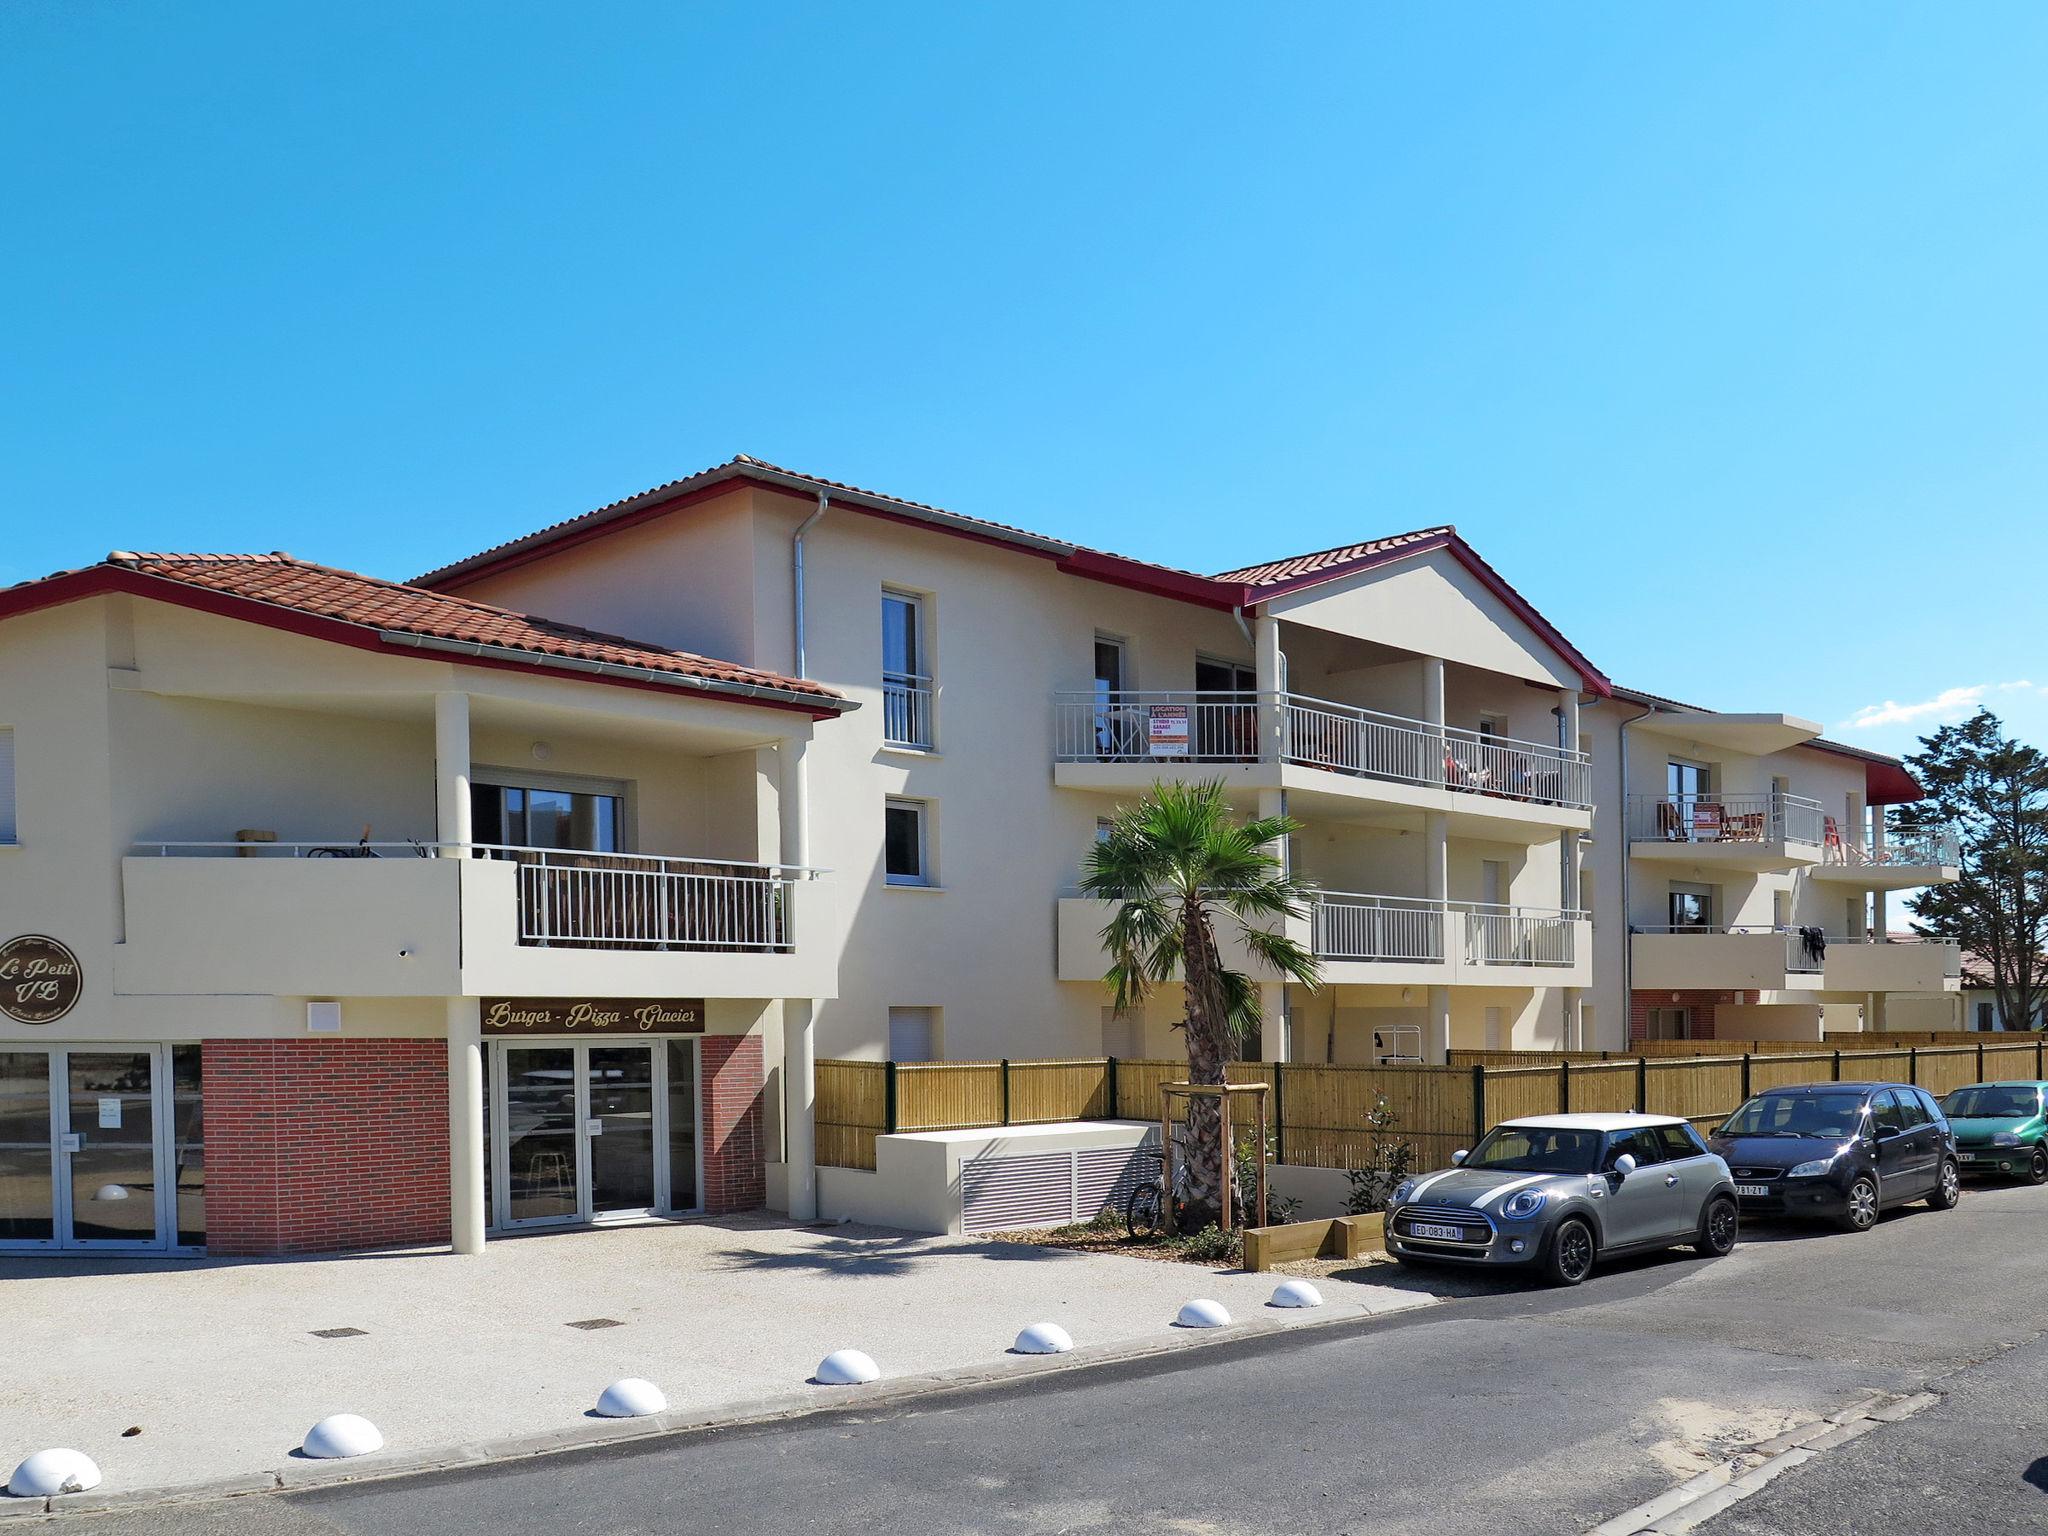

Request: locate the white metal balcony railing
(131, 841), (808, 953)
(1633, 924), (1826, 975)
(882, 672), (934, 749)
(1052, 690), (1593, 810)
(1627, 792), (1825, 847)
(1822, 826), (1963, 869)
(1313, 893), (1581, 968)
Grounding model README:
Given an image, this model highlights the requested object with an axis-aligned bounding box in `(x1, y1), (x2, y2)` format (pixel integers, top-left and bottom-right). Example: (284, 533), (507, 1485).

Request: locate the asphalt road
(59, 1179), (2048, 1536)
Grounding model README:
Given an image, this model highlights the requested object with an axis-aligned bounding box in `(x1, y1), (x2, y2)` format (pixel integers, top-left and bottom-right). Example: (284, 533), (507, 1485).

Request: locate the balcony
(1052, 690), (1591, 838)
(116, 841), (835, 1000)
(882, 672), (934, 750)
(1813, 828), (1962, 891)
(1627, 793), (1825, 872)
(1054, 894), (1589, 988)
(1822, 936), (1963, 994)
(1631, 926), (1825, 992)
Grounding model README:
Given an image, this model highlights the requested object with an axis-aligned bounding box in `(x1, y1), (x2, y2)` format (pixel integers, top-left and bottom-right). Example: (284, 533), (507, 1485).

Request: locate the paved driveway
(0, 1216), (1429, 1501)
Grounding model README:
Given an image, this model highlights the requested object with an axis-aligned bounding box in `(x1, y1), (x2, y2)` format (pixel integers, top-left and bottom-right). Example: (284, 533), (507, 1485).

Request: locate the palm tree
(1081, 779), (1321, 1231)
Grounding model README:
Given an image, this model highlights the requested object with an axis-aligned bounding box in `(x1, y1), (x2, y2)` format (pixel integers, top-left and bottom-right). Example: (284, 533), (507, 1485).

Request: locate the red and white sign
(1148, 705), (1190, 757)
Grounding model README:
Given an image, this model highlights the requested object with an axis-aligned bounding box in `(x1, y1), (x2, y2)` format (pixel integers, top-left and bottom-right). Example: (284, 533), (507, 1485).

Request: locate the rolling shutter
(959, 1140), (1158, 1234)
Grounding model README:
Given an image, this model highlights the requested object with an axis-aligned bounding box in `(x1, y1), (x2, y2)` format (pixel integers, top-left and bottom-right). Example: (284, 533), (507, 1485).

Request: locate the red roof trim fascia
(0, 568), (839, 720)
(1796, 740), (1924, 805)
(1243, 533), (1612, 697)
(1055, 550), (1248, 611)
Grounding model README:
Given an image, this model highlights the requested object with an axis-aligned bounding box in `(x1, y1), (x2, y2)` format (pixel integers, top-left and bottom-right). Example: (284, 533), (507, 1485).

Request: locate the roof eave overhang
(0, 567), (850, 721)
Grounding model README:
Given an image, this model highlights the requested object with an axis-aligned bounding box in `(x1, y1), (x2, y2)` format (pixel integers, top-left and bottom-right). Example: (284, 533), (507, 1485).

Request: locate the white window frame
(884, 797), (932, 887)
(881, 590), (933, 750)
(0, 726), (15, 844)
(1646, 1006), (1691, 1041)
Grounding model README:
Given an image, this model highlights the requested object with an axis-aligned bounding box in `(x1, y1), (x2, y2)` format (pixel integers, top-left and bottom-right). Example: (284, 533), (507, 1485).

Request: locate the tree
(1896, 709), (2048, 1031)
(1081, 779), (1321, 1230)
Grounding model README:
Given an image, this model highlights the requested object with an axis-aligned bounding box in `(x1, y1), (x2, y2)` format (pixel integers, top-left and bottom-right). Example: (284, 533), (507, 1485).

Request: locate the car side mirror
(1612, 1153), (1638, 1178)
(1450, 1149), (1468, 1166)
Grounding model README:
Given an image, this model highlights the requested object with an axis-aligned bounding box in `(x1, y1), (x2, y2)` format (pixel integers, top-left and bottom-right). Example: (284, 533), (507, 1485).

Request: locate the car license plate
(1409, 1221), (1467, 1241)
(1734, 1183), (1770, 1197)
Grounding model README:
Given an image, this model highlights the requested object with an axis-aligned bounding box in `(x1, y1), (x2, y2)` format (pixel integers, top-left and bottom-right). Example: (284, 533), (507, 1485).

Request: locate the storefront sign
(1147, 704), (1190, 758)
(481, 997), (706, 1035)
(0, 935), (82, 1025)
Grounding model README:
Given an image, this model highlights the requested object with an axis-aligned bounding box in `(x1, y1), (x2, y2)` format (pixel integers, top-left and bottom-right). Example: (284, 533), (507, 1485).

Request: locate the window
(1646, 1006), (1690, 1041)
(1091, 636), (1131, 758)
(1977, 1001), (1996, 1031)
(1477, 714), (1507, 741)
(472, 777), (622, 853)
(881, 591), (932, 748)
(884, 798), (930, 885)
(888, 1007), (937, 1062)
(1193, 656), (1257, 759)
(1668, 759), (1712, 800)
(1604, 1128), (1667, 1169)
(1655, 1122), (1707, 1160)
(0, 727), (13, 843)
(1871, 1090), (1907, 1135)
(1668, 883), (1714, 931)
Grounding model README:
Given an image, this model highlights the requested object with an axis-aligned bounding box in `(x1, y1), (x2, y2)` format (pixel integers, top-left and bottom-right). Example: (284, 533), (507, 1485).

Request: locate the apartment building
(0, 456), (1963, 1258)
(421, 458), (1607, 1073)
(1581, 687), (1963, 1043)
(0, 553), (846, 1257)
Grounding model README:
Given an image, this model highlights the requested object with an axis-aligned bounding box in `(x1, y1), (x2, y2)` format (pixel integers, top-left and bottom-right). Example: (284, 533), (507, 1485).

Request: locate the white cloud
(1839, 681), (2042, 732)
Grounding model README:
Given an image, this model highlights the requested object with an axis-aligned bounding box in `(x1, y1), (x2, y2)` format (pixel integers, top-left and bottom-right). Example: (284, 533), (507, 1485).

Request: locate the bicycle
(1125, 1151), (1196, 1239)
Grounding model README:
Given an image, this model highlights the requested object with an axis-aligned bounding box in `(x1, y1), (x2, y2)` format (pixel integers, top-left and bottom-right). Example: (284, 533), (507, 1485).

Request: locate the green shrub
(1178, 1222), (1241, 1265)
(1345, 1092), (1417, 1215)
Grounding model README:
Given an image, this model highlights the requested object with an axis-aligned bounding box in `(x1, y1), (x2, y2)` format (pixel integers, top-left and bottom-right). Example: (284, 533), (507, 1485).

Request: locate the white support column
(1427, 985), (1452, 1064)
(447, 996), (485, 1254)
(779, 735), (810, 870)
(1254, 613), (1286, 763)
(1425, 810), (1449, 904)
(783, 999), (817, 1221)
(434, 691), (472, 855)
(1562, 987), (1583, 1051)
(1259, 982), (1288, 1064)
(1422, 657), (1447, 784)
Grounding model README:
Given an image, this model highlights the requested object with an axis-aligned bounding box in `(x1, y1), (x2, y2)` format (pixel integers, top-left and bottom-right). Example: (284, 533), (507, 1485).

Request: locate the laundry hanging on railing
(1798, 926), (1828, 965)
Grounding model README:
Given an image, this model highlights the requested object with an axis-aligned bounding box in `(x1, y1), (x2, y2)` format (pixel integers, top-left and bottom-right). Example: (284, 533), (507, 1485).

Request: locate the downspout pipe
(792, 492), (830, 679)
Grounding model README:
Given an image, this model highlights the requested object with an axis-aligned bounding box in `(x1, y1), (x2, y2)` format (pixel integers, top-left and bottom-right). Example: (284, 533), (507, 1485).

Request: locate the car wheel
(1694, 1195), (1739, 1257)
(2028, 1149), (2048, 1185)
(1840, 1175), (1879, 1232)
(1927, 1158), (1962, 1210)
(1544, 1218), (1596, 1286)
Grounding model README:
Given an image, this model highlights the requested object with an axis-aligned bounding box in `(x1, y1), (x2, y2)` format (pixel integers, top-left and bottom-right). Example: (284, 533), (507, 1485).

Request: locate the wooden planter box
(1242, 1212), (1386, 1273)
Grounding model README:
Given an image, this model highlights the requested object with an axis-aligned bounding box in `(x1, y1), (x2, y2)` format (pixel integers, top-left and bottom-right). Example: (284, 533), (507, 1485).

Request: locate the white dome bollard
(814, 1349), (880, 1385)
(92, 1185), (130, 1202)
(1012, 1322), (1074, 1355)
(8, 1449), (102, 1498)
(1175, 1298), (1232, 1329)
(595, 1378), (667, 1418)
(301, 1414), (384, 1459)
(1269, 1279), (1324, 1309)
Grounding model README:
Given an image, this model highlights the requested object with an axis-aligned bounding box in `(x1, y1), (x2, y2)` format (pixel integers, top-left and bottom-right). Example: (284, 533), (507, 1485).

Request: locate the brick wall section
(204, 1039), (449, 1256)
(700, 1033), (765, 1213)
(1628, 990), (1761, 1043)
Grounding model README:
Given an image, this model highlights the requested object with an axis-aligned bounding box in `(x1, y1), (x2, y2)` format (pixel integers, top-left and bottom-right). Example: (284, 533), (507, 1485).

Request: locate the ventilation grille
(960, 1140), (1158, 1234)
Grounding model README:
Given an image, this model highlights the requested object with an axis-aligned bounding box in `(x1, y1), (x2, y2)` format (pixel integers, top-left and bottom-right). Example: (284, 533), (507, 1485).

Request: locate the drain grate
(565, 1317), (624, 1331)
(310, 1327), (368, 1339)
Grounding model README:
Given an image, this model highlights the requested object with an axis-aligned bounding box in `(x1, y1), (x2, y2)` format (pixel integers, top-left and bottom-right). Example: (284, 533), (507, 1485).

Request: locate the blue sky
(5, 5), (2044, 761)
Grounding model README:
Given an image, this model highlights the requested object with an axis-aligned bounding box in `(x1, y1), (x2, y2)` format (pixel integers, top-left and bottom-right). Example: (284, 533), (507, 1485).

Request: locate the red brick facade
(1628, 990), (1760, 1043)
(701, 1033), (766, 1213)
(201, 1030), (768, 1256)
(203, 1038), (450, 1256)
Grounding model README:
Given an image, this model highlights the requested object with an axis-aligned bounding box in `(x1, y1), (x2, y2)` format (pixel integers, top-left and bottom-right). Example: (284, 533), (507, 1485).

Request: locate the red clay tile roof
(1213, 527), (1457, 587)
(1, 552), (846, 713)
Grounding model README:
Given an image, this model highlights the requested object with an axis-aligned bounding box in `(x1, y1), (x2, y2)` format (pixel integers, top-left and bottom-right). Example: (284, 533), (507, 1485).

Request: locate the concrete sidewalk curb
(1584, 1388), (1943, 1536)
(9, 1289), (1438, 1518)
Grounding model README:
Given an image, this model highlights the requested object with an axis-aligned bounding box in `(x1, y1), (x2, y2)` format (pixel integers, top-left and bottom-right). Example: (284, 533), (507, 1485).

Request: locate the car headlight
(1391, 1179), (1418, 1206)
(1500, 1189), (1548, 1220)
(1991, 1132), (2021, 1147)
(1787, 1158), (1835, 1178)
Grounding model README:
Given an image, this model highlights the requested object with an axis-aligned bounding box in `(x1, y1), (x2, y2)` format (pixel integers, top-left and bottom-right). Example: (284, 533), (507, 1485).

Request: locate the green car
(1939, 1082), (2048, 1182)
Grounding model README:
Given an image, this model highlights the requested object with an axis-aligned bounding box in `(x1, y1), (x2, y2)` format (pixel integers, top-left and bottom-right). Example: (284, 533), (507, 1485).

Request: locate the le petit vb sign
(481, 998), (706, 1035)
(0, 935), (83, 1026)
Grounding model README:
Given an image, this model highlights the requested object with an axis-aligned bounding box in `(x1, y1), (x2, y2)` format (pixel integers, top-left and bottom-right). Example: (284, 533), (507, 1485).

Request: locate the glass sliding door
(169, 1045), (205, 1249)
(0, 1051), (53, 1245)
(665, 1041), (699, 1214)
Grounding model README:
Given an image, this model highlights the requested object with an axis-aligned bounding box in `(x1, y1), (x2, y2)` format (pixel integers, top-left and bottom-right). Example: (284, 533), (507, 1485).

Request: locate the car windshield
(1942, 1086), (2042, 1120)
(1720, 1092), (1867, 1138)
(1462, 1126), (1602, 1174)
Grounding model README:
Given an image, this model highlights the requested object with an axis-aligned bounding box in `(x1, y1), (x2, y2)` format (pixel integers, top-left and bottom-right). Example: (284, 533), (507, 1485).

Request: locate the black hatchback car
(1707, 1082), (1960, 1231)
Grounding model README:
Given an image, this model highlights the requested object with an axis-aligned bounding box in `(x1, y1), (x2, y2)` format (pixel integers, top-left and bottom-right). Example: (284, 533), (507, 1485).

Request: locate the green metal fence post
(1636, 1056), (1648, 1113)
(884, 1060), (899, 1134)
(1273, 1065), (1286, 1166)
(1472, 1063), (1487, 1142)
(1909, 1047), (1919, 1086)
(1106, 1056), (1120, 1119)
(1832, 1049), (1842, 1083)
(1559, 1060), (1570, 1113)
(1741, 1052), (1752, 1102)
(1000, 1058), (1012, 1125)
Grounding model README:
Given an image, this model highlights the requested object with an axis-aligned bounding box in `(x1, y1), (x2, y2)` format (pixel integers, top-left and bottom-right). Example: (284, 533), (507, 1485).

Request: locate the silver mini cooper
(1384, 1113), (1740, 1286)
